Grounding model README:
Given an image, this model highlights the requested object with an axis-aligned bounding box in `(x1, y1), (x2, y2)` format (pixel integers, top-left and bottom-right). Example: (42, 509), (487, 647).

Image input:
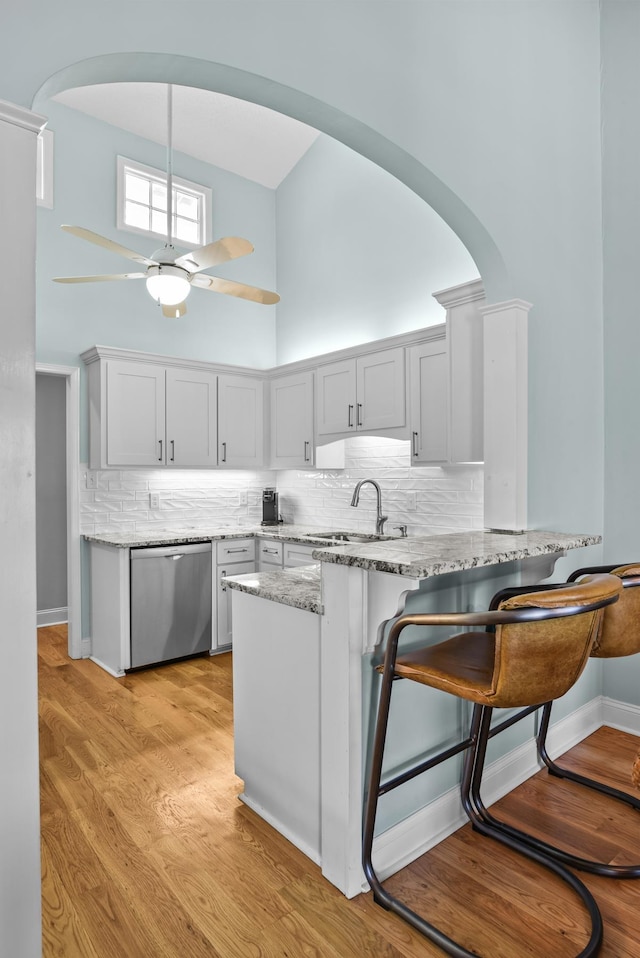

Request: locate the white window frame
(116, 155), (212, 248)
(36, 128), (54, 209)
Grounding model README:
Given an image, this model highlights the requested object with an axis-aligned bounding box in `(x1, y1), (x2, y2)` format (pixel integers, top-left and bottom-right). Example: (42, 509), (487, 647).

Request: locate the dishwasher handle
(131, 542), (212, 560)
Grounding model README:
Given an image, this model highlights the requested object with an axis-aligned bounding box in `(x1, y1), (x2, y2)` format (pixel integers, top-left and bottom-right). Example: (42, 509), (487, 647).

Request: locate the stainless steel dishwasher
(129, 541), (212, 669)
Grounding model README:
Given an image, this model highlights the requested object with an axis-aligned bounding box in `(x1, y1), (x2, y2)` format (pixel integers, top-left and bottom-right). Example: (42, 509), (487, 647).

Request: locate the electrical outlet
(85, 472), (96, 489)
(239, 490), (248, 506)
(149, 493), (160, 510)
(407, 492), (417, 511)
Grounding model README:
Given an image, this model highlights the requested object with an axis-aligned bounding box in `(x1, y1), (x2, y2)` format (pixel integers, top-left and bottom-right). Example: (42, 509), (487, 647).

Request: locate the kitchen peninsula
(225, 528), (601, 898)
(85, 523), (600, 898)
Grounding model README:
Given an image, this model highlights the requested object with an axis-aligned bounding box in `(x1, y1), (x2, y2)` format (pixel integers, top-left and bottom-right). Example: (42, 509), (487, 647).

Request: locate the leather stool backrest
(493, 574), (622, 708)
(590, 564), (640, 658)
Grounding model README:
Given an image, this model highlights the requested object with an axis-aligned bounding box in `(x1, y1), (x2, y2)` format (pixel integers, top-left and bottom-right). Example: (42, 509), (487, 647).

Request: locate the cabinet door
(217, 560), (255, 649)
(315, 360), (356, 436)
(218, 375), (264, 468)
(270, 372), (314, 468)
(409, 340), (449, 464)
(106, 360), (165, 466)
(166, 367), (217, 467)
(356, 347), (405, 431)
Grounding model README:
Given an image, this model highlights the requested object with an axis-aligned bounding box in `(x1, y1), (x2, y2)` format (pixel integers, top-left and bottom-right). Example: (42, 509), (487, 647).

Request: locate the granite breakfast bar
(225, 529), (601, 899)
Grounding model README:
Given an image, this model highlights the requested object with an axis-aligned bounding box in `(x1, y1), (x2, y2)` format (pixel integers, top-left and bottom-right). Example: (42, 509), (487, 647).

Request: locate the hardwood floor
(39, 625), (640, 957)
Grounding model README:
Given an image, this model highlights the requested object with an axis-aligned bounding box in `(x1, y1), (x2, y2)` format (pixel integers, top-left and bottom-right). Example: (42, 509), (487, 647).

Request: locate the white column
(0, 98), (46, 958)
(433, 278), (486, 464)
(480, 298), (532, 532)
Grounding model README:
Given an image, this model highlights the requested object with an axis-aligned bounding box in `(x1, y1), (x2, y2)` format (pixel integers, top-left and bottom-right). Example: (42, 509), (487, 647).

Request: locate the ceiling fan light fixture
(145, 265), (191, 306)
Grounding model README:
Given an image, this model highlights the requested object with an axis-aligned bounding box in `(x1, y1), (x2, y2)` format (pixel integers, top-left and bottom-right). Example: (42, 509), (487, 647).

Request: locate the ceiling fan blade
(53, 272), (147, 284)
(192, 273), (280, 305)
(161, 301), (187, 318)
(174, 237), (254, 273)
(61, 225), (158, 266)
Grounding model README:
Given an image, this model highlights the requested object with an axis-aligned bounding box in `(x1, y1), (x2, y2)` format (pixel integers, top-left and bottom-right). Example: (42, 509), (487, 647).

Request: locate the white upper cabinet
(165, 366), (217, 467)
(84, 349), (217, 469)
(99, 359), (217, 468)
(217, 374), (264, 468)
(105, 360), (166, 467)
(270, 371), (314, 468)
(409, 339), (449, 465)
(316, 347), (406, 439)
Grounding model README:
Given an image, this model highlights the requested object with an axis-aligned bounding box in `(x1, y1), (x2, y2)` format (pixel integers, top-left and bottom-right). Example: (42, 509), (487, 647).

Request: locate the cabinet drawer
(216, 538), (256, 563)
(283, 542), (316, 568)
(258, 540), (284, 566)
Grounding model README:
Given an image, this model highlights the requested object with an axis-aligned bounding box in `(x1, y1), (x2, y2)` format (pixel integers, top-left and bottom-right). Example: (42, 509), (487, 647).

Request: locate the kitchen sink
(312, 532), (390, 543)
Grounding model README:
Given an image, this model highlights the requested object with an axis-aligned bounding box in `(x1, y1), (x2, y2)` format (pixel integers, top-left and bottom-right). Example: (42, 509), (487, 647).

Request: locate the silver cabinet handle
(357, 403), (363, 427)
(263, 547), (279, 554)
(220, 569), (227, 591)
(170, 439), (175, 462)
(158, 438), (163, 462)
(226, 547), (249, 554)
(221, 441), (227, 463)
(347, 404), (354, 428)
(304, 440), (310, 462)
(412, 431), (419, 457)
(166, 553), (184, 561)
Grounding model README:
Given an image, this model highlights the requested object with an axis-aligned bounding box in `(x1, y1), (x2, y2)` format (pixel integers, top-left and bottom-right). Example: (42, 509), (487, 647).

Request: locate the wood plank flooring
(39, 624), (640, 957)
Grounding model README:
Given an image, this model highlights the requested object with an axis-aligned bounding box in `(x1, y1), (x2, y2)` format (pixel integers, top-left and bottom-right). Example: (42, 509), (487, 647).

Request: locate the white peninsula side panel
(231, 591), (322, 863)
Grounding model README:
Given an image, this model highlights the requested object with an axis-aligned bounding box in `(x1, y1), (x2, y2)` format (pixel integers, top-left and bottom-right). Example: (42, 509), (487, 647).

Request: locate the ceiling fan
(53, 85), (280, 318)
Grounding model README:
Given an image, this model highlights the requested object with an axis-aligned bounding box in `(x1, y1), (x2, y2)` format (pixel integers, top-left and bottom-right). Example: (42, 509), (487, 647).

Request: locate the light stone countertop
(82, 524), (391, 549)
(224, 564), (322, 615)
(221, 529), (601, 614)
(309, 529), (601, 579)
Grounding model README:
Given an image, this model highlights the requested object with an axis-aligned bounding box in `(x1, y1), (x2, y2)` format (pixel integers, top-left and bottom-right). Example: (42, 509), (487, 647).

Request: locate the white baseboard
(81, 638), (92, 659)
(37, 607), (68, 628)
(369, 696), (604, 886)
(602, 697), (640, 736)
(238, 791), (322, 866)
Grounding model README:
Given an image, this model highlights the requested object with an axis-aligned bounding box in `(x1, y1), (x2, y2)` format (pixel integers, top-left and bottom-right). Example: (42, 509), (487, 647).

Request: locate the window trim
(116, 155), (212, 248)
(36, 128), (54, 209)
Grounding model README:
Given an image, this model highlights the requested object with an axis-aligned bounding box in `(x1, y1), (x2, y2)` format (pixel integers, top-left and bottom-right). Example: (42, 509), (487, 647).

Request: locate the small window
(36, 128), (54, 209)
(116, 156), (211, 247)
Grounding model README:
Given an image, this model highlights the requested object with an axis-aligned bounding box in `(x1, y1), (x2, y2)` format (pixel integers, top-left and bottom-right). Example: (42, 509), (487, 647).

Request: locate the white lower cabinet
(257, 538), (284, 571)
(215, 538), (256, 650)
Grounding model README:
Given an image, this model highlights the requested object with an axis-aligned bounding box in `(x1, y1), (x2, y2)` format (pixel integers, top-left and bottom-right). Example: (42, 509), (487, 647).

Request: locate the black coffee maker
(261, 487), (280, 526)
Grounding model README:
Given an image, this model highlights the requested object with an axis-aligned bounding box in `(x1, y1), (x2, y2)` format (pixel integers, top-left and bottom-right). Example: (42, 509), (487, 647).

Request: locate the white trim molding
(0, 98), (47, 134)
(36, 364), (82, 659)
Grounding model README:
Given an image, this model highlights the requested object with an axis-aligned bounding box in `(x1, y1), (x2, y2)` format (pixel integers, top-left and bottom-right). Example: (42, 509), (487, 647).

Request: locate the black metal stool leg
(537, 701), (640, 811)
(466, 705), (640, 878)
(363, 689), (604, 957)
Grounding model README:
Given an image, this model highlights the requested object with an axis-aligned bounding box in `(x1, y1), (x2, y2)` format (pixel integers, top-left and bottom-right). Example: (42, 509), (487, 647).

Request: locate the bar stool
(481, 563), (640, 879)
(362, 573), (622, 958)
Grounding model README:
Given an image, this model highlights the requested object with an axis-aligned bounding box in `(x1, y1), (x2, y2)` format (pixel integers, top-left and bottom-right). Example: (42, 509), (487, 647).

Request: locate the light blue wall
(600, 1), (640, 705)
(36, 101), (278, 371)
(275, 135), (477, 364)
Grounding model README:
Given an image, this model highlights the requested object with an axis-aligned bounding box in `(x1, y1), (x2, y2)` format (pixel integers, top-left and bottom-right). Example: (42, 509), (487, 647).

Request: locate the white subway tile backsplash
(80, 439), (484, 537)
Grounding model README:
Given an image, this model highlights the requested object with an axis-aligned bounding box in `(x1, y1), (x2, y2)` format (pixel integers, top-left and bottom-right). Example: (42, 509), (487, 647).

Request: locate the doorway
(35, 363), (81, 658)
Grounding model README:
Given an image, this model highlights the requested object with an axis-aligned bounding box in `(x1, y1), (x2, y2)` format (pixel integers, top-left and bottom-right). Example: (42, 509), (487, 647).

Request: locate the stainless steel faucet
(350, 478), (388, 535)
